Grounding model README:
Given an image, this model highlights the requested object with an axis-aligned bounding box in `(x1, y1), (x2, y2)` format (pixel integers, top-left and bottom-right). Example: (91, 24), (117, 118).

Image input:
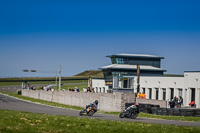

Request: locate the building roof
(184, 71), (200, 73)
(106, 53), (164, 59)
(100, 64), (166, 72)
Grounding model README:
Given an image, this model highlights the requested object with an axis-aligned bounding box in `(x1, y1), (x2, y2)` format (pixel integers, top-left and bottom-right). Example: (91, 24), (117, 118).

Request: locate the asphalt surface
(0, 94), (200, 127)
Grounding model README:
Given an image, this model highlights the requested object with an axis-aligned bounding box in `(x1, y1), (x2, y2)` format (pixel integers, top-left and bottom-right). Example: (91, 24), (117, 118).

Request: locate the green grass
(98, 111), (200, 122)
(0, 109), (200, 133)
(0, 79), (87, 88)
(0, 77), (88, 86)
(1, 91), (200, 122)
(138, 112), (200, 122)
(0, 77), (88, 81)
(99, 111), (200, 122)
(0, 82), (22, 86)
(74, 70), (104, 78)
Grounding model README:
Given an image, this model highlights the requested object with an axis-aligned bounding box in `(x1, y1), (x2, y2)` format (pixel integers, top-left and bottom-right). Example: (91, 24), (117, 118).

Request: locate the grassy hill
(73, 70), (104, 78)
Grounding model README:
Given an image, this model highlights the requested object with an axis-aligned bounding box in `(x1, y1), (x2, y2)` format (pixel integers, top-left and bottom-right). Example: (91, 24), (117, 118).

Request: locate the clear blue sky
(0, 0), (200, 77)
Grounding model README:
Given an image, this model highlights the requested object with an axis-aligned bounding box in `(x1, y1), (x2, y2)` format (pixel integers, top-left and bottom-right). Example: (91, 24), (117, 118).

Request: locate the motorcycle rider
(86, 100), (98, 112)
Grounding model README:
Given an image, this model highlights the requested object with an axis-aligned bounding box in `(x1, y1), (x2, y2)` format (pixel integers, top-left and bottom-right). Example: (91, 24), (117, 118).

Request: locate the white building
(91, 72), (200, 108)
(90, 54), (200, 108)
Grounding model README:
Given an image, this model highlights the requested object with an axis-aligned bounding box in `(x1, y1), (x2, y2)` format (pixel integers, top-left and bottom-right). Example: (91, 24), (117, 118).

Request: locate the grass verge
(1, 91), (200, 122)
(0, 109), (200, 133)
(0, 79), (88, 86)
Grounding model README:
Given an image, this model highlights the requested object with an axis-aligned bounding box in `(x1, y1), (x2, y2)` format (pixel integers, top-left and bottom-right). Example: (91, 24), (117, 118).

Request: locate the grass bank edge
(1, 110), (200, 133)
(1, 91), (200, 122)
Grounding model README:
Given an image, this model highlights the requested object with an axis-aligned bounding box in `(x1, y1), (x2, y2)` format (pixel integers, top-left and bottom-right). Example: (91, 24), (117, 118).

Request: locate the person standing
(75, 86), (80, 92)
(137, 92), (141, 98)
(179, 96), (183, 106)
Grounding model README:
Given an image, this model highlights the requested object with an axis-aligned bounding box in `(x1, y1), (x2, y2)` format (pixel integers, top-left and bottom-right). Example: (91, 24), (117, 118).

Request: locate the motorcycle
(119, 104), (139, 119)
(176, 101), (181, 108)
(79, 105), (97, 116)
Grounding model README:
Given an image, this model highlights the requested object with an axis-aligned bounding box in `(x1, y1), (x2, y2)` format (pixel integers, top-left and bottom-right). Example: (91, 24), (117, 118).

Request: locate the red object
(189, 101), (195, 105)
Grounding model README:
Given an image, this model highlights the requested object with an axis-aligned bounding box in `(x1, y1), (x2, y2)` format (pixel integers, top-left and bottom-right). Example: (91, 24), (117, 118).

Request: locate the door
(191, 88), (195, 102)
(149, 88), (152, 99)
(170, 88), (174, 101)
(123, 79), (128, 88)
(155, 88), (159, 100)
(162, 88), (166, 100)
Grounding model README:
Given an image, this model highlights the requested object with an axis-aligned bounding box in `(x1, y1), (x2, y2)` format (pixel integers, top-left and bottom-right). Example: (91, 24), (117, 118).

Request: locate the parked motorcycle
(176, 101), (181, 108)
(79, 105), (97, 116)
(119, 104), (139, 119)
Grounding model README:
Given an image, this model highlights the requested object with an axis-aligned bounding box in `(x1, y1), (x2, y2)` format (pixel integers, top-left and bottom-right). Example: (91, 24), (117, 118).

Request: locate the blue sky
(0, 0), (200, 77)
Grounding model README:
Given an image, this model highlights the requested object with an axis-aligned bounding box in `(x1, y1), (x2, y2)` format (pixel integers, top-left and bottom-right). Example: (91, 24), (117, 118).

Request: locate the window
(155, 88), (159, 100)
(115, 58), (128, 64)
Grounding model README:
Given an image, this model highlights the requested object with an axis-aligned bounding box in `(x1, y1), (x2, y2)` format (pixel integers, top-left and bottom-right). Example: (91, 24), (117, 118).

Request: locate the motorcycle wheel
(88, 110), (95, 116)
(79, 112), (83, 116)
(177, 104), (181, 108)
(119, 112), (125, 118)
(79, 110), (85, 116)
(130, 112), (138, 119)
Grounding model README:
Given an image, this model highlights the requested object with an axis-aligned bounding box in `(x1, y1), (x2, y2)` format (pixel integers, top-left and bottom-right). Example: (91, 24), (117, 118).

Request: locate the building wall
(133, 75), (199, 108)
(90, 79), (109, 93)
(184, 72), (200, 108)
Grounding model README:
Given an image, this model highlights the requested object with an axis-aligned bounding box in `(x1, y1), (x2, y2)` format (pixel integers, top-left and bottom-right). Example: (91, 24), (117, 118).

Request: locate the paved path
(0, 94), (200, 127)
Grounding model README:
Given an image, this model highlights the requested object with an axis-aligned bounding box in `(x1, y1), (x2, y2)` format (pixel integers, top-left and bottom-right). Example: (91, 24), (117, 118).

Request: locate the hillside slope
(73, 70), (104, 78)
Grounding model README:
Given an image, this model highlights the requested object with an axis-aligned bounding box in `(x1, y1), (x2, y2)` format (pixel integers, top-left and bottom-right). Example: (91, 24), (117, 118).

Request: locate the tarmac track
(0, 94), (200, 127)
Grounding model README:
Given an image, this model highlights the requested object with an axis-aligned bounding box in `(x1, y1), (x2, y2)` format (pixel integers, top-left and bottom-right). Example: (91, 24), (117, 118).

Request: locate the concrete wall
(136, 98), (167, 108)
(22, 90), (136, 111)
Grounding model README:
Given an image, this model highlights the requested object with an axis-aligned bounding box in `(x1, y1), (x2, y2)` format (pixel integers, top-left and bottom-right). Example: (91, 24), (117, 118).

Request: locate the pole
(55, 71), (57, 85)
(59, 65), (61, 91)
(89, 76), (92, 91)
(137, 64), (140, 93)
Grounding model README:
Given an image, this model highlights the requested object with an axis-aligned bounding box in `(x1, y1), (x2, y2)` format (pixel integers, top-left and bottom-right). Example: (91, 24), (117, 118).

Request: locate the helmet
(94, 100), (98, 105)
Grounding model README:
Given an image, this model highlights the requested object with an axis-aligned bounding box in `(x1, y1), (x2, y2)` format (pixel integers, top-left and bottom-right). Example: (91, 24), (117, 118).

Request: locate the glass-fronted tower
(100, 54), (166, 89)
